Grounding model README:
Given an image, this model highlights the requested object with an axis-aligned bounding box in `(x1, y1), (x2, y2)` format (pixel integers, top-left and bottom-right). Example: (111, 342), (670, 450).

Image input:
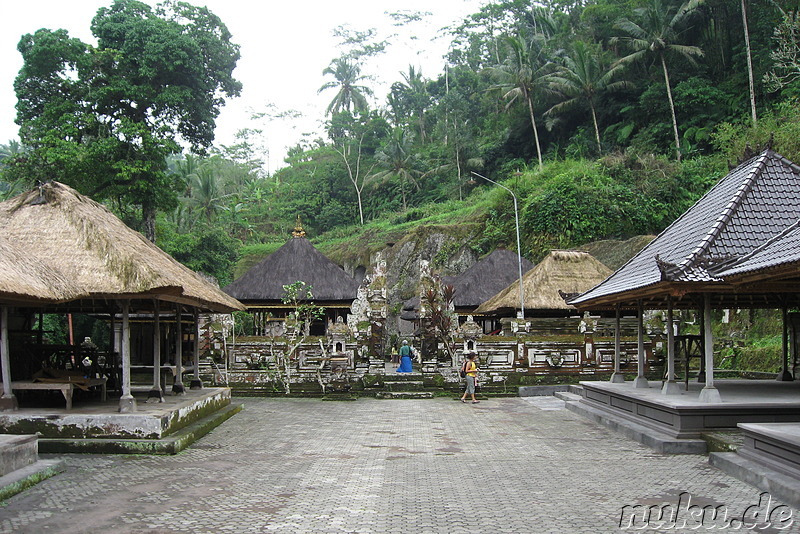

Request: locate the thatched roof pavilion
(0, 182), (244, 411)
(0, 235), (88, 306)
(0, 182), (243, 313)
(223, 229), (359, 305)
(476, 250), (612, 316)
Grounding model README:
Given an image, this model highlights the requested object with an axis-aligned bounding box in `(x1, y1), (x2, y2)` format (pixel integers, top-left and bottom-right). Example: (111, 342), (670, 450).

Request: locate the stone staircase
(0, 434), (64, 500)
(376, 372), (436, 399)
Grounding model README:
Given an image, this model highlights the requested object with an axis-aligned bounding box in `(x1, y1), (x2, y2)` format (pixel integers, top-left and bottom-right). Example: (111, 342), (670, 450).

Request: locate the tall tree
(318, 57), (373, 115)
(612, 0), (704, 161)
(485, 35), (554, 169)
(12, 0), (241, 241)
(545, 41), (629, 153)
(741, 0), (758, 126)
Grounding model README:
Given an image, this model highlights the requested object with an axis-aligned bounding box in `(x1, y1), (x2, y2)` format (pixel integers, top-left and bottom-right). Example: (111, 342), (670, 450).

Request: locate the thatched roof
(223, 236), (359, 302)
(476, 250), (612, 315)
(0, 235), (89, 305)
(0, 182), (245, 313)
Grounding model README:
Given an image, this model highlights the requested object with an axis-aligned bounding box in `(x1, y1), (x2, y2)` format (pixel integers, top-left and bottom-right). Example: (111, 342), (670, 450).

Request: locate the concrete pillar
(118, 300), (137, 412)
(0, 307), (18, 411)
(190, 308), (203, 390)
(173, 304), (185, 395)
(699, 294), (721, 402)
(148, 300), (164, 402)
(633, 300), (649, 388)
(778, 306), (794, 381)
(662, 297), (681, 395)
(610, 304), (625, 383)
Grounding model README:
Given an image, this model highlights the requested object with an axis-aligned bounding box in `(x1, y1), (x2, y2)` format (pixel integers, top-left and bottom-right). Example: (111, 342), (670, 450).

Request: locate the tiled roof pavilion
(570, 149), (800, 310)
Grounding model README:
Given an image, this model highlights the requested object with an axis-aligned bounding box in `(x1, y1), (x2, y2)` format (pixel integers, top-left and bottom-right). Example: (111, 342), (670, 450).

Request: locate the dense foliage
(2, 0), (800, 284)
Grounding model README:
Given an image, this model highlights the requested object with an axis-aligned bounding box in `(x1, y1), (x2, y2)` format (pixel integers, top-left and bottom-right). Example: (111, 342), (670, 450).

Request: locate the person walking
(460, 353), (480, 404)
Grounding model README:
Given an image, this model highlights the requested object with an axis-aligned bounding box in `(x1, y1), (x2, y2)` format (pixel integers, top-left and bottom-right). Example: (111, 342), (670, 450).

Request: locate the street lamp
(471, 172), (525, 319)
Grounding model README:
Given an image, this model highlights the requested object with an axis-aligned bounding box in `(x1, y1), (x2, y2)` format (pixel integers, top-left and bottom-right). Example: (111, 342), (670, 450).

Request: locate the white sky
(0, 0), (484, 173)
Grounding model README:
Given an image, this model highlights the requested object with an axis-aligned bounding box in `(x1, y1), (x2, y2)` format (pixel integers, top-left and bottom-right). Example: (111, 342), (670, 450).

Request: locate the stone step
(385, 372), (424, 381)
(375, 391), (435, 400)
(0, 434), (38, 477)
(554, 391), (583, 402)
(383, 381), (425, 391)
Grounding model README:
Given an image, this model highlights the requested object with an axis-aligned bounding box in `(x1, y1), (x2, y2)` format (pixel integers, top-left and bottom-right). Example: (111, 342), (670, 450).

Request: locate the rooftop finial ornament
(292, 215), (306, 238)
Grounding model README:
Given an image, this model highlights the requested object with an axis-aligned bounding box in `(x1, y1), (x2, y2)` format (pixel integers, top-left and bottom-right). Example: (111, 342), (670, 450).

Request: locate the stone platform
(0, 388), (240, 454)
(0, 434), (64, 500)
(565, 379), (800, 455)
(711, 423), (800, 509)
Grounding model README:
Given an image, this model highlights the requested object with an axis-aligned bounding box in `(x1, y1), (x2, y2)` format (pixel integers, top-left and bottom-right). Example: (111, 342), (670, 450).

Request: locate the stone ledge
(0, 459), (64, 502)
(38, 402), (242, 455)
(566, 399), (707, 454)
(710, 452), (800, 509)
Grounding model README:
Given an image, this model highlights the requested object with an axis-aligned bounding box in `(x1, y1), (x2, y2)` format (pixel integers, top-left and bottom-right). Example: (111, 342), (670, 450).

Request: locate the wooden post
(148, 300), (164, 402)
(662, 297), (681, 395)
(190, 308), (203, 390)
(778, 305), (794, 381)
(0, 307), (18, 410)
(698, 294), (721, 402)
(118, 300), (137, 412)
(634, 300), (649, 388)
(173, 304), (185, 395)
(610, 304), (625, 383)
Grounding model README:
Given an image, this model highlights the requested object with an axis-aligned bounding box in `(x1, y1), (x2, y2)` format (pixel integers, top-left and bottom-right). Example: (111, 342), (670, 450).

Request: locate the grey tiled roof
(713, 220), (800, 278)
(571, 150), (800, 305)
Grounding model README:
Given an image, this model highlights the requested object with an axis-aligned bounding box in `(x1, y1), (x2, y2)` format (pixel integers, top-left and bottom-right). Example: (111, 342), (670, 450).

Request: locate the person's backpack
(459, 360), (467, 378)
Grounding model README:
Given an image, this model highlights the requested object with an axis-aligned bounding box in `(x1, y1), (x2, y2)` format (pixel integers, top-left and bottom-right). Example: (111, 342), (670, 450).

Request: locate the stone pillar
(173, 304), (185, 395)
(778, 306), (794, 381)
(191, 308), (203, 390)
(634, 300), (649, 388)
(610, 305), (625, 383)
(148, 300), (164, 402)
(119, 300), (137, 412)
(698, 294), (721, 402)
(0, 307), (18, 410)
(662, 297), (681, 395)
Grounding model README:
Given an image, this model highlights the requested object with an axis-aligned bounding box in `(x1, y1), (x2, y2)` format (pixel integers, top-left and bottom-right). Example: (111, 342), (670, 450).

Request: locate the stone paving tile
(1, 396), (799, 533)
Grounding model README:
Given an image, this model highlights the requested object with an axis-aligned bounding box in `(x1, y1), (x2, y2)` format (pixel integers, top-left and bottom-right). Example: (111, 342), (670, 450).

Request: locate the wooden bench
(2, 378), (107, 410)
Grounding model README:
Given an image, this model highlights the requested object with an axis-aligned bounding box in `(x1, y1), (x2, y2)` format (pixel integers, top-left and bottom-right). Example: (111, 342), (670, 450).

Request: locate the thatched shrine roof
(0, 235), (89, 305)
(476, 250), (612, 315)
(223, 235), (359, 303)
(0, 182), (245, 313)
(570, 149), (800, 309)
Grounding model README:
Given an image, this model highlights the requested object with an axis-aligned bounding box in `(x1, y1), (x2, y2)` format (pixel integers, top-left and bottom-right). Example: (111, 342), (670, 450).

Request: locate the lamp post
(471, 172), (525, 319)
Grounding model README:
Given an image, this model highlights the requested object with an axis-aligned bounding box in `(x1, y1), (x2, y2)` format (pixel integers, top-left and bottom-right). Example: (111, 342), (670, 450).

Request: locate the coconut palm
(485, 35), (554, 169)
(318, 57), (373, 115)
(190, 167), (230, 223)
(545, 41), (630, 153)
(395, 66), (431, 143)
(368, 128), (424, 211)
(612, 0), (704, 161)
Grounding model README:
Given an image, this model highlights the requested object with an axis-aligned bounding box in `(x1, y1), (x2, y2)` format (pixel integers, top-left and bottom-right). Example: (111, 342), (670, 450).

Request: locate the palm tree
(612, 0), (704, 161)
(396, 66), (430, 143)
(545, 41), (630, 153)
(318, 57), (373, 115)
(368, 128), (423, 210)
(485, 35), (554, 169)
(190, 167), (230, 223)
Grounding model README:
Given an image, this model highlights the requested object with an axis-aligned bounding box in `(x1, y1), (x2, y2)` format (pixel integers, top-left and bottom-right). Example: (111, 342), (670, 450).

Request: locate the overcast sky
(0, 0), (484, 172)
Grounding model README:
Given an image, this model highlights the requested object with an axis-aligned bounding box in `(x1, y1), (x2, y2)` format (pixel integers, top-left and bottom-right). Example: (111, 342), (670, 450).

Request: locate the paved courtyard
(1, 396), (798, 533)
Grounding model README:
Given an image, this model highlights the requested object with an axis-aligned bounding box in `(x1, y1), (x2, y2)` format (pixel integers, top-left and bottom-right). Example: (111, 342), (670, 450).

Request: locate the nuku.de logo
(619, 491), (794, 530)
